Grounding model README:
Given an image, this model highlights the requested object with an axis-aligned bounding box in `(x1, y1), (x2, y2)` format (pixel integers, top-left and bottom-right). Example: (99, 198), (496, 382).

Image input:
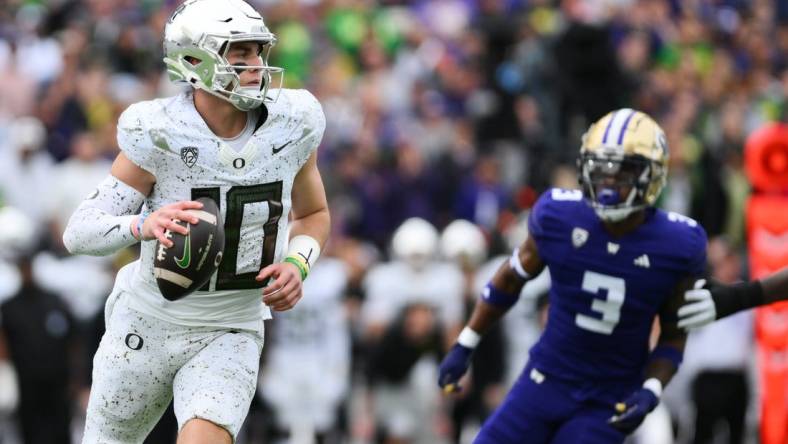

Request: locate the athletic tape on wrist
(284, 235), (321, 280)
(643, 378), (663, 398)
(457, 327), (481, 349)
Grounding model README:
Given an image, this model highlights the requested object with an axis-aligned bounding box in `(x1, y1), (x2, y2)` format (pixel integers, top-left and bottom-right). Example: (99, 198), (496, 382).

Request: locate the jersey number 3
(192, 182), (283, 291)
(575, 271), (625, 335)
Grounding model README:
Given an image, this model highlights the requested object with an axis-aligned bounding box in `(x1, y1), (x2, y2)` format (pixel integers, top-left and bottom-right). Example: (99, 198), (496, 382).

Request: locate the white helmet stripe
(603, 108), (635, 145)
(616, 110), (637, 144)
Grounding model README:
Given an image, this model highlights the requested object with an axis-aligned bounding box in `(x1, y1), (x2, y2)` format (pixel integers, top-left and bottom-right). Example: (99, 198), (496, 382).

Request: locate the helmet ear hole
(185, 56), (202, 66)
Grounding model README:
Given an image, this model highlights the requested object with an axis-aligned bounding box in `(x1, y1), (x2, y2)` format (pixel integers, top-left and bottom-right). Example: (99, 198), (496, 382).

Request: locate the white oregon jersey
(113, 89), (325, 331)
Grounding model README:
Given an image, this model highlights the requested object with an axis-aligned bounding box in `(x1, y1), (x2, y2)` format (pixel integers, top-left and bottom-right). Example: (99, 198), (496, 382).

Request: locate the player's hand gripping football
(256, 262), (303, 311)
(608, 387), (659, 434)
(140, 201), (203, 247)
(438, 343), (474, 394)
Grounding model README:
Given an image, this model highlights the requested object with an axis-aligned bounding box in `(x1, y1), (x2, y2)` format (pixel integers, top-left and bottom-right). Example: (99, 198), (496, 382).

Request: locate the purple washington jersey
(526, 188), (707, 384)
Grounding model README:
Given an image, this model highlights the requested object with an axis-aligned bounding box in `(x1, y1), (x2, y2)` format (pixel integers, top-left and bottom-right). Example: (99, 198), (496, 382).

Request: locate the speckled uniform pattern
(115, 88), (325, 331)
(84, 291), (264, 443)
(62, 175), (146, 256)
(82, 88), (323, 442)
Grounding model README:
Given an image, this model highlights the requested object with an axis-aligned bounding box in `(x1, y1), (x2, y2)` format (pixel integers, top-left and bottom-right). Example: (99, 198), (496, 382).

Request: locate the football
(153, 197), (225, 301)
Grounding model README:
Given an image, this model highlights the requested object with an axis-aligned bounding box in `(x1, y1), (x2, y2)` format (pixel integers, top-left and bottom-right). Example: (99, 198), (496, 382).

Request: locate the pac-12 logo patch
(572, 227), (589, 248)
(181, 146), (199, 168)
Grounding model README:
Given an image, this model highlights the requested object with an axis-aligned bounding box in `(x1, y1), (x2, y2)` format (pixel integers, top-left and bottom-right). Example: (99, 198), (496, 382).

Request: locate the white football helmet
(391, 218), (438, 270)
(440, 219), (487, 267)
(163, 0), (283, 111)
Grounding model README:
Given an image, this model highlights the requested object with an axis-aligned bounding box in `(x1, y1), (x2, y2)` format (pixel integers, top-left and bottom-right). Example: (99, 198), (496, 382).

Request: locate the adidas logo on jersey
(634, 254), (650, 268)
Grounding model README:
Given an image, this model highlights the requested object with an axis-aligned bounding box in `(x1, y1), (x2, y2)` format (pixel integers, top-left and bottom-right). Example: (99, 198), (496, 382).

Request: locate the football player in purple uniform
(439, 109), (706, 444)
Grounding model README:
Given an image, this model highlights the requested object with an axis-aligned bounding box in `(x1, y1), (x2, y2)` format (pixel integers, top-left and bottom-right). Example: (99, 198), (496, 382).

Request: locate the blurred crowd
(0, 0), (786, 443)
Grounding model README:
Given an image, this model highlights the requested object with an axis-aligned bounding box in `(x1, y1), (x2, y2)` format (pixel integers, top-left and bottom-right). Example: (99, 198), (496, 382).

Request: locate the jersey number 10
(192, 182), (283, 291)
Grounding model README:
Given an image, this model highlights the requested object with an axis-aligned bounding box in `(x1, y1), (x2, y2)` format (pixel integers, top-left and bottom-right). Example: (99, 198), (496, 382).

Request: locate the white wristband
(643, 377), (663, 398)
(286, 235), (321, 269)
(509, 247), (531, 280)
(457, 326), (481, 349)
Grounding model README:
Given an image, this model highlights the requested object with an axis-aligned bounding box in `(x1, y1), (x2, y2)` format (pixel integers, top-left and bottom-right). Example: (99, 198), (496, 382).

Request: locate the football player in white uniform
(361, 218), (464, 443)
(61, 1), (329, 443)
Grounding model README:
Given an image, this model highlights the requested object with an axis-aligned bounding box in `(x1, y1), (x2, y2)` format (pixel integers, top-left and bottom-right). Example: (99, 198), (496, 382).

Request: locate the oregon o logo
(125, 333), (144, 350)
(233, 158), (245, 169)
(214, 251), (223, 267)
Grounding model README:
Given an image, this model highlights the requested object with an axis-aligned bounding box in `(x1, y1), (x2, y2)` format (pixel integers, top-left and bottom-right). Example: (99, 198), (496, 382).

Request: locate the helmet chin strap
(229, 86), (265, 111)
(217, 64), (281, 111)
(196, 83), (265, 111)
(595, 206), (636, 222)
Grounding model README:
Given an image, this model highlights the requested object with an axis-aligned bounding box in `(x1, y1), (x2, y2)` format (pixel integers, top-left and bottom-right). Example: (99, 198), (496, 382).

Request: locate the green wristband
(284, 256), (308, 281)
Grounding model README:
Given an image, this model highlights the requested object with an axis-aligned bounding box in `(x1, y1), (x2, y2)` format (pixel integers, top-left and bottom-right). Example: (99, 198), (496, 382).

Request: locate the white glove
(677, 279), (717, 330)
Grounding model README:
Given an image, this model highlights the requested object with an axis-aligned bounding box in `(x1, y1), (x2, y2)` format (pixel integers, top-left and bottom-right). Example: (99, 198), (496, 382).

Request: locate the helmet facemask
(165, 35), (283, 111)
(578, 152), (660, 222)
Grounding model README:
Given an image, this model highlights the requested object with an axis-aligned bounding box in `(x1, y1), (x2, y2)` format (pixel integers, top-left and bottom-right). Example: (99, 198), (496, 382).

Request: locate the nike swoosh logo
(103, 224), (121, 237)
(272, 140), (292, 154)
(175, 231), (191, 269)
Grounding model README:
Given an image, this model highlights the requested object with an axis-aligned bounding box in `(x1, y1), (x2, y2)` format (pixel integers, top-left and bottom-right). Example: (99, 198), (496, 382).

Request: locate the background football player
(258, 256), (351, 444)
(438, 109), (706, 444)
(361, 217), (464, 444)
(61, 0), (329, 442)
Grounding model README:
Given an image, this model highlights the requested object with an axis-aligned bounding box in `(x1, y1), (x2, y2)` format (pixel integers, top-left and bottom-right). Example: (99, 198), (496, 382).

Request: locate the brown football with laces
(153, 197), (225, 301)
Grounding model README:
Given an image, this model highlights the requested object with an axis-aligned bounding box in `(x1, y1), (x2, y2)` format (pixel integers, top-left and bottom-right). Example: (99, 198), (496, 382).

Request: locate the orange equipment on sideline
(744, 123), (788, 444)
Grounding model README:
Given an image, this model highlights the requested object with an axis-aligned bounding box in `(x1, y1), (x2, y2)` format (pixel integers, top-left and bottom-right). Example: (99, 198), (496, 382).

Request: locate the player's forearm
(288, 206), (330, 249)
(63, 175), (145, 256)
(63, 207), (138, 256)
(463, 259), (533, 339)
(644, 354), (679, 389)
(466, 300), (510, 337)
(760, 267), (788, 305)
(644, 336), (684, 390)
(709, 279), (765, 319)
(463, 237), (543, 339)
(709, 268), (788, 319)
